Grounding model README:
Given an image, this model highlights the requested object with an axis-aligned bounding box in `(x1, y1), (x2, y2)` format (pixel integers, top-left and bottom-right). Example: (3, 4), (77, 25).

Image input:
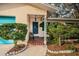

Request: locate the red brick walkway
(28, 37), (44, 45)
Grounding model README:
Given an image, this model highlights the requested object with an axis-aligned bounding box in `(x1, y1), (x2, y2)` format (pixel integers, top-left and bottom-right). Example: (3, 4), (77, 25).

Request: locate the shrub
(47, 22), (79, 45)
(47, 22), (65, 45)
(66, 44), (76, 50)
(0, 23), (27, 46)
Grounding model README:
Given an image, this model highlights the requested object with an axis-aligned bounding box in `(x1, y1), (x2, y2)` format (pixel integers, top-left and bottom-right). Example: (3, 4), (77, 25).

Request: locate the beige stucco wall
(0, 4), (47, 43)
(0, 5), (47, 24)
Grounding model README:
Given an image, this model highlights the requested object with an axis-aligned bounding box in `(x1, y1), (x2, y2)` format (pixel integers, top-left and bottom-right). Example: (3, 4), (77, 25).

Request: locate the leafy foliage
(0, 23), (27, 46)
(47, 22), (65, 45)
(47, 22), (79, 45)
(64, 23), (79, 39)
(66, 44), (76, 50)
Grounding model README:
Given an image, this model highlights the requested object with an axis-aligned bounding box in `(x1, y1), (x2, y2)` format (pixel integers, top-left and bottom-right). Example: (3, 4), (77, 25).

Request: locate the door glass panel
(33, 22), (38, 34)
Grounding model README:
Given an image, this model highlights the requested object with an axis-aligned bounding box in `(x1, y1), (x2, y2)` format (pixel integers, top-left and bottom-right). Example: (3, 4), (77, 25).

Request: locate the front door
(33, 22), (38, 34)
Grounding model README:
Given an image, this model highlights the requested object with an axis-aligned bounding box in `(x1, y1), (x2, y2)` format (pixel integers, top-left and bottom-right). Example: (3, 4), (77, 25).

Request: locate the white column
(25, 30), (29, 45)
(44, 15), (47, 45)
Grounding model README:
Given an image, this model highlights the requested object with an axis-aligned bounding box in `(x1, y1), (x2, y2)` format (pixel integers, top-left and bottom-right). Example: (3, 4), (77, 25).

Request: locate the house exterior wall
(0, 5), (47, 43)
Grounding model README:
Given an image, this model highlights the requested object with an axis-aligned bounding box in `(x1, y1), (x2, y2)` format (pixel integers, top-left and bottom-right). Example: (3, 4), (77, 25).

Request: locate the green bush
(66, 44), (76, 50)
(47, 22), (65, 45)
(0, 23), (27, 46)
(47, 22), (79, 45)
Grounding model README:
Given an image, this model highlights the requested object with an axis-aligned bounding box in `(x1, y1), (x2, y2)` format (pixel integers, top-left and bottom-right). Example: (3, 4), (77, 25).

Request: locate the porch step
(28, 40), (44, 45)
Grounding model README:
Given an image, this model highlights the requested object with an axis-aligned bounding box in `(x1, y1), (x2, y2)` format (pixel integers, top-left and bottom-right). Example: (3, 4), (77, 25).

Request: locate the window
(0, 16), (15, 24)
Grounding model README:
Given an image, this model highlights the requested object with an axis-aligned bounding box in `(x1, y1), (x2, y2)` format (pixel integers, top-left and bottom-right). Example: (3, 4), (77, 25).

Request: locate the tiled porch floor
(27, 37), (44, 45)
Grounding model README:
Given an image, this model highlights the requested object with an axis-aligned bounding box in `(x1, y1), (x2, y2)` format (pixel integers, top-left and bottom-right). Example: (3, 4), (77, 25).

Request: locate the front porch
(27, 14), (47, 45)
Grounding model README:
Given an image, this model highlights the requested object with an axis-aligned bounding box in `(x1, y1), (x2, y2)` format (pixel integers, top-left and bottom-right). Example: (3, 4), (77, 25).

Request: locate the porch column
(44, 15), (47, 45)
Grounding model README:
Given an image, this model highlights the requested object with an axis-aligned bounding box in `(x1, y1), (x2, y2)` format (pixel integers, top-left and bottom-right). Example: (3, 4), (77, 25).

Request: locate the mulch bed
(5, 44), (27, 56)
(47, 43), (79, 56)
(48, 43), (79, 50)
(47, 44), (71, 51)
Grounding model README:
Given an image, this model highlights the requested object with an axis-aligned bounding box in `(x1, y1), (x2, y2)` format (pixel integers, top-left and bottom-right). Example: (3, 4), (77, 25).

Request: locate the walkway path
(0, 44), (47, 56)
(0, 44), (14, 56)
(17, 45), (47, 56)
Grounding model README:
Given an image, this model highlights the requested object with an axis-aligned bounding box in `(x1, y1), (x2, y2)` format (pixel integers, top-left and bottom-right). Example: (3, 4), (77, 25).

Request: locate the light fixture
(35, 15), (37, 21)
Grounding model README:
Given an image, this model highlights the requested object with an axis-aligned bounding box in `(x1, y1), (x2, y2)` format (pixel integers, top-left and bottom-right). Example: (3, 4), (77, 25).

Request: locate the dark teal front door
(33, 22), (38, 34)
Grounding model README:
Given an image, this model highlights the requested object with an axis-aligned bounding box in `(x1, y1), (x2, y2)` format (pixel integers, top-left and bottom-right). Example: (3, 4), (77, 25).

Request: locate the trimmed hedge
(0, 23), (27, 46)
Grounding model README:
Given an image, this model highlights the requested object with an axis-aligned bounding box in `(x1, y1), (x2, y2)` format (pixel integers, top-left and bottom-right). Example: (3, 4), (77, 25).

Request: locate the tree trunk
(59, 37), (61, 46)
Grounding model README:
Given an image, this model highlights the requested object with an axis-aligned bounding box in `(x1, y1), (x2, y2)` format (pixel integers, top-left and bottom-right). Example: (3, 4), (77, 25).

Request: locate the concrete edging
(47, 49), (75, 53)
